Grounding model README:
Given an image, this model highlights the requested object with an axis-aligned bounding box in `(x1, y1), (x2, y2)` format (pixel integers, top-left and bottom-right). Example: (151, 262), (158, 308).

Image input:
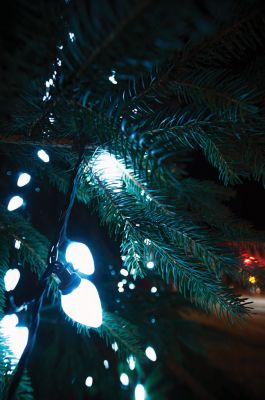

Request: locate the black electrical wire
(6, 147), (85, 400)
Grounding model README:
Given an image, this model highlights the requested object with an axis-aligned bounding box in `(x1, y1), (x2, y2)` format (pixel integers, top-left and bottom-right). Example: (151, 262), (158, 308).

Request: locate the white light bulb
(17, 173), (31, 187)
(0, 314), (28, 370)
(120, 268), (128, 277)
(146, 261), (154, 269)
(145, 346), (157, 362)
(127, 355), (136, 370)
(129, 283), (135, 290)
(111, 342), (118, 352)
(150, 286), (157, 293)
(135, 384), (146, 400)
(7, 196), (23, 211)
(92, 152), (130, 186)
(85, 376), (93, 387)
(61, 279), (102, 328)
(65, 242), (95, 275)
(37, 149), (49, 163)
(103, 359), (109, 369)
(120, 373), (129, 386)
(14, 240), (21, 249)
(4, 269), (20, 292)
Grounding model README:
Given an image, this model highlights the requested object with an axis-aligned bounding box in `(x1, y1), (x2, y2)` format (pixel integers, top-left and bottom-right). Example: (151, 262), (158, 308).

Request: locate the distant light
(151, 317), (156, 324)
(120, 373), (129, 386)
(65, 242), (94, 275)
(129, 283), (135, 290)
(118, 282), (123, 288)
(249, 276), (256, 284)
(127, 355), (135, 370)
(244, 258), (251, 265)
(150, 287), (157, 293)
(4, 269), (20, 292)
(135, 384), (145, 400)
(103, 359), (109, 369)
(7, 196), (23, 211)
(69, 32), (75, 41)
(120, 269), (129, 277)
(85, 376), (93, 387)
(17, 173), (31, 187)
(112, 342), (118, 352)
(108, 71), (118, 85)
(118, 287), (124, 293)
(37, 149), (50, 163)
(146, 261), (154, 269)
(145, 346), (157, 362)
(14, 240), (21, 249)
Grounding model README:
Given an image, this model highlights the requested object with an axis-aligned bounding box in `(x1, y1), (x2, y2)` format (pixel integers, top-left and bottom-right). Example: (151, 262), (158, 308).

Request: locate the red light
(244, 258), (251, 264)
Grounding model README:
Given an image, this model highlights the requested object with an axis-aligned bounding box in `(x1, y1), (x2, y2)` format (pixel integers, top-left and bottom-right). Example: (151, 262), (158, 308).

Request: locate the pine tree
(0, 0), (265, 398)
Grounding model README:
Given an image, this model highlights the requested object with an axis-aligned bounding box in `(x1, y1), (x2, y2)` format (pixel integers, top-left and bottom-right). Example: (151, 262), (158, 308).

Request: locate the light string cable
(6, 146), (85, 400)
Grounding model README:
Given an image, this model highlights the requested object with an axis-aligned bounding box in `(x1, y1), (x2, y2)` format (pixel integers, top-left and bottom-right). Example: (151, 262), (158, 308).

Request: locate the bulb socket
(52, 261), (81, 295)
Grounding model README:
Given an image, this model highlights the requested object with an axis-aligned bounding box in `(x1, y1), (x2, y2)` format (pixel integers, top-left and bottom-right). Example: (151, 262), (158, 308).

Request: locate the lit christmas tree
(1, 0), (265, 399)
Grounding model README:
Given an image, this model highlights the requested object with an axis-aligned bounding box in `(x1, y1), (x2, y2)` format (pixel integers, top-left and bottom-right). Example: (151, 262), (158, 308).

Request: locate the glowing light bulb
(4, 269), (20, 292)
(145, 346), (157, 362)
(120, 373), (129, 386)
(135, 384), (145, 400)
(127, 355), (136, 370)
(61, 279), (102, 328)
(0, 314), (28, 370)
(112, 342), (118, 352)
(108, 71), (118, 85)
(17, 173), (31, 187)
(65, 242), (94, 275)
(146, 261), (154, 269)
(150, 286), (157, 293)
(37, 149), (50, 163)
(7, 196), (23, 211)
(14, 240), (21, 249)
(129, 283), (135, 290)
(249, 276), (256, 284)
(92, 152), (129, 186)
(120, 269), (128, 277)
(103, 359), (109, 369)
(85, 376), (93, 387)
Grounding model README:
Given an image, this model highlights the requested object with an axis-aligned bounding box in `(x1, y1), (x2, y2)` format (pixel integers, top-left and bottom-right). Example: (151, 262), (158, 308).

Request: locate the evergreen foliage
(0, 0), (265, 398)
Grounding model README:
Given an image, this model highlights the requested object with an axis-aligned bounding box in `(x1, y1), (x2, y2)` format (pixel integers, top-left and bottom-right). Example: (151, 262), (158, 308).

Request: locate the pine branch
(97, 311), (144, 359)
(0, 205), (49, 277)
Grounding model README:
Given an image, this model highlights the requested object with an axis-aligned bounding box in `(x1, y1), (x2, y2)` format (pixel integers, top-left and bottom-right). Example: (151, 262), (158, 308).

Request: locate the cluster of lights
(1, 268), (28, 370)
(7, 149), (50, 212)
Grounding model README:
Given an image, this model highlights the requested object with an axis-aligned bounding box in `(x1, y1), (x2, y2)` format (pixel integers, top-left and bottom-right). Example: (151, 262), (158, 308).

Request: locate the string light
(103, 360), (109, 369)
(17, 173), (31, 187)
(85, 376), (93, 387)
(146, 261), (154, 269)
(7, 196), (23, 211)
(120, 268), (129, 277)
(135, 384), (146, 400)
(37, 149), (50, 163)
(112, 342), (118, 352)
(248, 276), (256, 284)
(127, 355), (136, 370)
(145, 346), (157, 361)
(129, 283), (135, 290)
(0, 314), (29, 370)
(14, 240), (21, 249)
(120, 373), (129, 386)
(4, 269), (20, 292)
(150, 286), (157, 293)
(61, 279), (102, 328)
(108, 71), (118, 85)
(65, 242), (95, 275)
